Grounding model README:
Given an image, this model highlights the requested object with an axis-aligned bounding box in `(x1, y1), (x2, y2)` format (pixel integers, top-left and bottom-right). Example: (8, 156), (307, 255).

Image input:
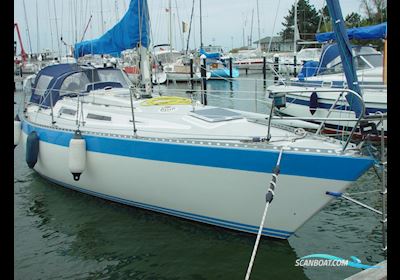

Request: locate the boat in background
(120, 49), (141, 84)
(266, 22), (387, 138)
(232, 47), (271, 72)
(278, 47), (322, 75)
(152, 44), (210, 83)
(200, 47), (239, 79)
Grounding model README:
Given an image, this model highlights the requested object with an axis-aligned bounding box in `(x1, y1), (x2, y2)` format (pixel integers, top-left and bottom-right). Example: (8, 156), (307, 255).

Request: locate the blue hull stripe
(285, 96), (386, 114)
(22, 121), (373, 181)
(39, 172), (292, 238)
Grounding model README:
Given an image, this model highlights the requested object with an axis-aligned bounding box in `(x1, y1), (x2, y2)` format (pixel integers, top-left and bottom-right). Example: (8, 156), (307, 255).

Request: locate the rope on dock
(244, 147), (284, 280)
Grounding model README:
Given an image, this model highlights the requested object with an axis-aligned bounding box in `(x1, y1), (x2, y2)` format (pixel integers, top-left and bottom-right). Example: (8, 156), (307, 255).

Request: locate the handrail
(268, 87), (369, 152)
(25, 77), (385, 153)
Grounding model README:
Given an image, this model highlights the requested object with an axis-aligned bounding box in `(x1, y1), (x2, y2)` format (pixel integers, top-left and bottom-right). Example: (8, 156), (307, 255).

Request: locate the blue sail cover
(199, 48), (221, 59)
(74, 0), (149, 58)
(316, 22), (387, 42)
(325, 0), (364, 118)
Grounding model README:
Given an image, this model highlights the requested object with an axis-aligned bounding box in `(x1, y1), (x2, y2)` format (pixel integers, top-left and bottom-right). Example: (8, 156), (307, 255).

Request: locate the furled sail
(316, 22), (387, 42)
(74, 0), (149, 58)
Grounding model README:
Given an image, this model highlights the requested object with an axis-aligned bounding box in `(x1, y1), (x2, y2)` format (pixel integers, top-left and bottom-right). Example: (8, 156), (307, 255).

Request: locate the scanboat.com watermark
(295, 254), (383, 269)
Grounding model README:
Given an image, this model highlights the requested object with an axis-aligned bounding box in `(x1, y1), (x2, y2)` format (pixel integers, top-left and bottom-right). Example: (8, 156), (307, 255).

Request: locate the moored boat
(15, 62), (374, 239)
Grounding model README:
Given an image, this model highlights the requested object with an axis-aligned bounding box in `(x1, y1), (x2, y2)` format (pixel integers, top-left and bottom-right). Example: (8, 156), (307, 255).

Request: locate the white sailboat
(15, 0), (377, 239)
(266, 22), (387, 138)
(151, 0), (209, 83)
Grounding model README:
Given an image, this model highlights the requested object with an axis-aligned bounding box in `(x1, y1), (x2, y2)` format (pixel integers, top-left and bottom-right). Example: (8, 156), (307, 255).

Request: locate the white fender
(14, 118), (21, 148)
(68, 130), (86, 181)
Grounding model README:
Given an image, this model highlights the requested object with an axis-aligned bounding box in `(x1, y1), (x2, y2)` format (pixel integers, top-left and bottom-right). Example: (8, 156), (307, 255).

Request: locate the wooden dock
(344, 260), (387, 280)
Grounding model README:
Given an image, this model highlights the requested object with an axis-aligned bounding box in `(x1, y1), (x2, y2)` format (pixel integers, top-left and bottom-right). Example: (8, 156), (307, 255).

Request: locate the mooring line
(245, 147), (284, 280)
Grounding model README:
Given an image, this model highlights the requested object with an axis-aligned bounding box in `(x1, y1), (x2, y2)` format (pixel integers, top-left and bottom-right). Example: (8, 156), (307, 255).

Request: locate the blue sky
(14, 0), (364, 55)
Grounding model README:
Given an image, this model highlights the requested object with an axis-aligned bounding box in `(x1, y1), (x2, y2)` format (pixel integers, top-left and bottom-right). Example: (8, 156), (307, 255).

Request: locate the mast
(249, 9), (254, 48)
(185, 0), (195, 53)
(100, 0), (104, 33)
(36, 0), (40, 54)
(256, 0), (261, 50)
(325, 0), (363, 117)
(22, 0), (33, 56)
(199, 0), (203, 49)
(174, 0), (184, 52)
(47, 0), (54, 56)
(169, 0), (172, 51)
(53, 0), (61, 59)
(293, 0), (298, 54)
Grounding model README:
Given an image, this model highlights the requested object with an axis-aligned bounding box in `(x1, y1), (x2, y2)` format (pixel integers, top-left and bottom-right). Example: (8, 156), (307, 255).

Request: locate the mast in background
(199, 0), (203, 49)
(169, 0), (172, 52)
(293, 0), (298, 54)
(256, 0), (261, 50)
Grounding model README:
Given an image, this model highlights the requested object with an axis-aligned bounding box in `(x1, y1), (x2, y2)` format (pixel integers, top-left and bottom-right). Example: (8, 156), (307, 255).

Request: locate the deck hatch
(189, 108), (243, 122)
(86, 113), (112, 121)
(59, 107), (77, 116)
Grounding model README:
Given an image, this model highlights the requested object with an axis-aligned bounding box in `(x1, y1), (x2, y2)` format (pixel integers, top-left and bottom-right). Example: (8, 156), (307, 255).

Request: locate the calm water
(14, 72), (385, 279)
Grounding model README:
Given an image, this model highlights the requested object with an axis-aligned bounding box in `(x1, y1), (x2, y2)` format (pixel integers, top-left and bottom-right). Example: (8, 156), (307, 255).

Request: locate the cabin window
(60, 72), (91, 96)
(97, 69), (130, 88)
(363, 54), (383, 68)
(354, 56), (370, 70)
(59, 107), (76, 116)
(86, 113), (112, 121)
(34, 75), (53, 96)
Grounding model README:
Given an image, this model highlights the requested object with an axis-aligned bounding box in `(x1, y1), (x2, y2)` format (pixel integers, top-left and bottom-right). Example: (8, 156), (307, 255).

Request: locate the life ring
(140, 96), (192, 106)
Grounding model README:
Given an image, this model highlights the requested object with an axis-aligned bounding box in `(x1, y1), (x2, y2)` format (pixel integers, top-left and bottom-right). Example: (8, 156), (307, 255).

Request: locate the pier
(344, 260), (387, 280)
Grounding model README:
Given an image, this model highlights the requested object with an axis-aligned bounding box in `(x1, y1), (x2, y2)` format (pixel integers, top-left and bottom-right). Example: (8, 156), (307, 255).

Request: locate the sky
(14, 0), (364, 56)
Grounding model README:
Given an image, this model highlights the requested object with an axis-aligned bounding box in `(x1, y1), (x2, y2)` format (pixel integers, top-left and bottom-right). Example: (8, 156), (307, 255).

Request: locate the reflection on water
(15, 165), (307, 279)
(14, 74), (384, 279)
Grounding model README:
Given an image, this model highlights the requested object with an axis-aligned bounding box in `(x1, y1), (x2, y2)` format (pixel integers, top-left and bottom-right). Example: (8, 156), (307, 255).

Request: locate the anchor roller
(68, 130), (86, 181)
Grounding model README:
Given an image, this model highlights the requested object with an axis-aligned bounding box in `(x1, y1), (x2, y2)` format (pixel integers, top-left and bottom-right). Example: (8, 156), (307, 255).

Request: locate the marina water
(14, 72), (385, 279)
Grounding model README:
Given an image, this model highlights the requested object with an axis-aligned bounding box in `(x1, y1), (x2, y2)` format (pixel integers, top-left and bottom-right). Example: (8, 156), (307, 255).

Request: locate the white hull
(19, 64), (374, 239)
(165, 71), (211, 82)
(234, 61), (266, 71)
(267, 85), (387, 134)
(19, 121), (369, 239)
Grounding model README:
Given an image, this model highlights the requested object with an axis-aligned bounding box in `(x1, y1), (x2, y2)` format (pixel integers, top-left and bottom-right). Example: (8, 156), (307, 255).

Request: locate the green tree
(345, 12), (362, 28)
(279, 0), (320, 42)
(317, 5), (331, 33)
(361, 0), (387, 25)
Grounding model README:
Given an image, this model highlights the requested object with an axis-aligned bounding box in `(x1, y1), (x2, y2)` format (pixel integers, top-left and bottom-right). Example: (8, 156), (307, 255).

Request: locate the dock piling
(200, 54), (207, 105)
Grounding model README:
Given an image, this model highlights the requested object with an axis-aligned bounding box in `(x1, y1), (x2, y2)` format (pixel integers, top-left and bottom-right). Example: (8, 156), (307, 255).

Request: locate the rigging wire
(267, 0), (281, 53)
(256, 0), (261, 50)
(36, 0), (40, 54)
(317, 0), (327, 33)
(53, 0), (62, 58)
(47, 0), (54, 56)
(174, 0), (185, 51)
(186, 0), (195, 54)
(22, 0), (33, 55)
